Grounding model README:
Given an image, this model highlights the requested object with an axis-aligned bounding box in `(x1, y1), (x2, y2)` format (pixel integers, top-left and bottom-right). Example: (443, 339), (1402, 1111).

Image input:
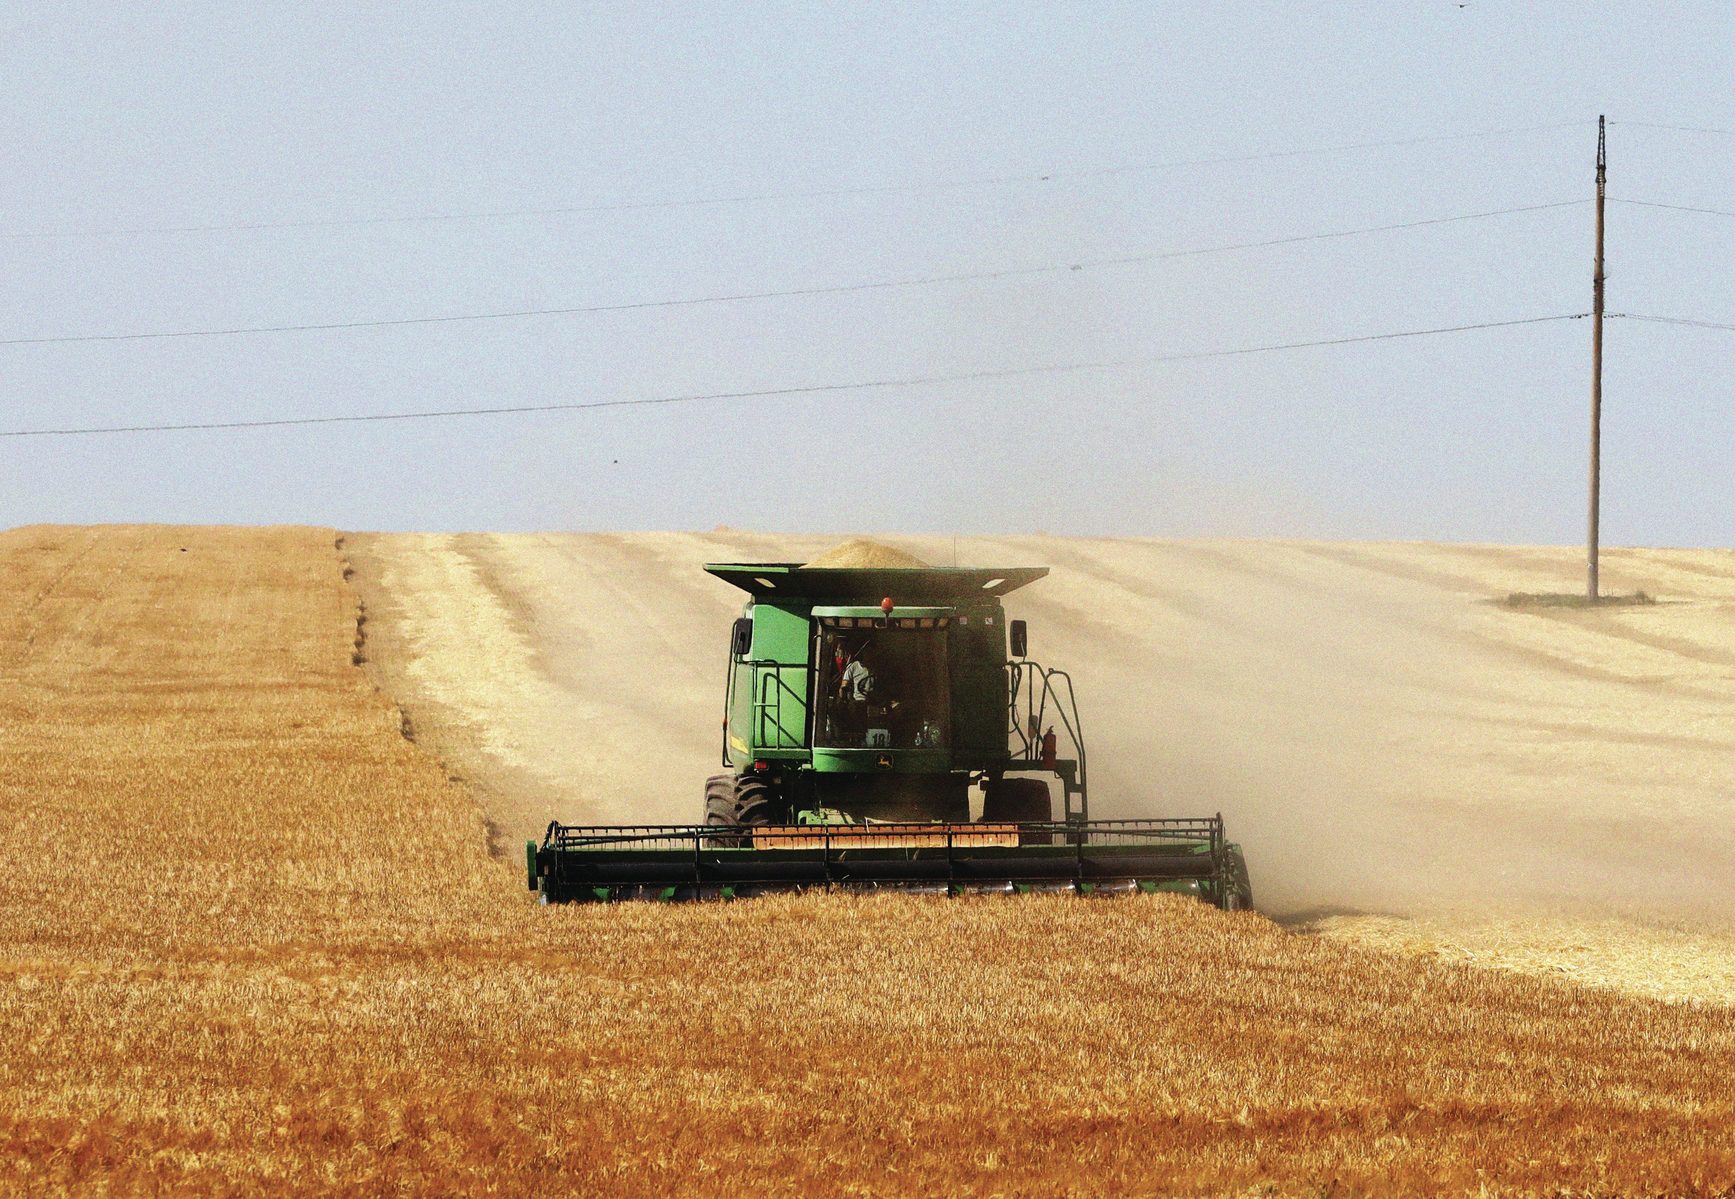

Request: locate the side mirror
(1009, 619), (1028, 659)
(731, 618), (752, 658)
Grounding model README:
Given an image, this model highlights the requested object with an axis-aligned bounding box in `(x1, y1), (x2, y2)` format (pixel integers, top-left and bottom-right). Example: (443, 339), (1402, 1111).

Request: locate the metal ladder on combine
(1008, 660), (1088, 823)
(751, 662), (809, 750)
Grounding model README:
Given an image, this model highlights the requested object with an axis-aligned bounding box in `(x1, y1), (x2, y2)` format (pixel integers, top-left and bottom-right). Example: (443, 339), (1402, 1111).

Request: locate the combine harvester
(528, 551), (1252, 907)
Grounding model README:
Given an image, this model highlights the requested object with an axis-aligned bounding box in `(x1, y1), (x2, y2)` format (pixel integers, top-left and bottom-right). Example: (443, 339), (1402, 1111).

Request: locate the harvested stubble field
(2, 524), (1733, 1196)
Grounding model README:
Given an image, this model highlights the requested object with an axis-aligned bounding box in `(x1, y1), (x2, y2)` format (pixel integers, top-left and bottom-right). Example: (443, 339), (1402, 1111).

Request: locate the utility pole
(1587, 115), (1606, 599)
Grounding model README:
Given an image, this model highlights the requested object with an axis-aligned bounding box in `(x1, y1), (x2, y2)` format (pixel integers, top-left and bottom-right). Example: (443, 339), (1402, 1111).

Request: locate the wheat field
(2, 524), (1733, 1196)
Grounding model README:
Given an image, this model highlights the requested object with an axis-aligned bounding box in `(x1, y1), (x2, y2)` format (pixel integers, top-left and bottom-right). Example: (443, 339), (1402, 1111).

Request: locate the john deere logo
(875, 753), (894, 770)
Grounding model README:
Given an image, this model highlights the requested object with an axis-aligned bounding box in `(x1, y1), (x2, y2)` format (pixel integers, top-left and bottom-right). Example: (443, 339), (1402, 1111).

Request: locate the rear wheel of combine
(704, 773), (737, 826)
(981, 778), (1051, 845)
(1221, 847), (1254, 912)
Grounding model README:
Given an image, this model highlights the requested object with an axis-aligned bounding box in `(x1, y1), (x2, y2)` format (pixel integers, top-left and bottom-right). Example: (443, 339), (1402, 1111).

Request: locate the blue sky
(2, 3), (1730, 544)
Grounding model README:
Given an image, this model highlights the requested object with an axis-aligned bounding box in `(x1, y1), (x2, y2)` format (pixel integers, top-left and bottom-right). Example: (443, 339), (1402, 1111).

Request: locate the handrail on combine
(753, 662), (808, 749)
(1007, 660), (1089, 820)
(721, 656), (811, 762)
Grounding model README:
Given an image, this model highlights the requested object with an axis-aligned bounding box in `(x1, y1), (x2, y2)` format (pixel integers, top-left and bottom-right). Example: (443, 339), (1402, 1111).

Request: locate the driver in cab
(837, 640), (899, 744)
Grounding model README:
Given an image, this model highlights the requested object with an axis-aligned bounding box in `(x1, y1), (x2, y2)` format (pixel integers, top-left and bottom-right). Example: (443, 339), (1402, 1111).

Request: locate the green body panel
(948, 604), (1009, 759)
(726, 603), (812, 765)
(749, 602), (811, 662)
(811, 747), (953, 774)
(717, 566), (1035, 790)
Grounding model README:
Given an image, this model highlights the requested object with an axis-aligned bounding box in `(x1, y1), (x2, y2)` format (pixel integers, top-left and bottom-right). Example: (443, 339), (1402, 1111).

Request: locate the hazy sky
(2, 4), (1730, 544)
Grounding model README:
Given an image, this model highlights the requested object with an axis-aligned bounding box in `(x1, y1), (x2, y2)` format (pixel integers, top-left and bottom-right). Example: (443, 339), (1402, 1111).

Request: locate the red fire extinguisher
(1040, 727), (1057, 769)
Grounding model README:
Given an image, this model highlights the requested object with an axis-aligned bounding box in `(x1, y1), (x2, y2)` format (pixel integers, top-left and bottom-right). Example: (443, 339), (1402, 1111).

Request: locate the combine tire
(1222, 848), (1255, 911)
(704, 773), (777, 847)
(733, 776), (778, 826)
(704, 774), (737, 826)
(981, 778), (1052, 844)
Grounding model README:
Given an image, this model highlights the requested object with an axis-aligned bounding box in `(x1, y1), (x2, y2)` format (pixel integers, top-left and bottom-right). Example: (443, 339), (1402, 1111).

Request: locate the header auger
(528, 559), (1253, 908)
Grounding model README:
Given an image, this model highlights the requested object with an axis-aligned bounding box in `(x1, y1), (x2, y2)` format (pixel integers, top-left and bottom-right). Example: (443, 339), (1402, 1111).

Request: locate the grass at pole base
(1502, 590), (1656, 609)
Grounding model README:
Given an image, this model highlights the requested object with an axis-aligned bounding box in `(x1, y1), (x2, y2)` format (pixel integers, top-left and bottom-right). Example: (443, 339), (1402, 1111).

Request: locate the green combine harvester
(528, 560), (1253, 908)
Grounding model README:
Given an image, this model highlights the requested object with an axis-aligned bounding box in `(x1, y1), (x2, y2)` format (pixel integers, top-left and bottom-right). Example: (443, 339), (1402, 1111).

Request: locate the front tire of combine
(704, 773), (736, 824)
(733, 775), (778, 826)
(704, 773), (743, 847)
(704, 773), (777, 847)
(1221, 846), (1254, 912)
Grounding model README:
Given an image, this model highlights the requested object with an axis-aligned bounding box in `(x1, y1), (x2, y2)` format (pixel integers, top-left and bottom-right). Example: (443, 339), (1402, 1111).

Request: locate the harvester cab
(529, 561), (1253, 909)
(708, 563), (1082, 829)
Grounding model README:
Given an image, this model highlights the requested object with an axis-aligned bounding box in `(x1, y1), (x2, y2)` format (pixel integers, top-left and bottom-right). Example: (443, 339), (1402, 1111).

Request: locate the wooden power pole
(1587, 115), (1607, 599)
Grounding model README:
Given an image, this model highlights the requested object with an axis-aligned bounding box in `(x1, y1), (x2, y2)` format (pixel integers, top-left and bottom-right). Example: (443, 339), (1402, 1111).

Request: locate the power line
(1610, 119), (1735, 139)
(0, 200), (1585, 349)
(1608, 312), (1735, 332)
(0, 120), (1588, 241)
(1611, 197), (1735, 220)
(1085, 199), (1582, 265)
(0, 313), (1585, 439)
(1085, 121), (1587, 174)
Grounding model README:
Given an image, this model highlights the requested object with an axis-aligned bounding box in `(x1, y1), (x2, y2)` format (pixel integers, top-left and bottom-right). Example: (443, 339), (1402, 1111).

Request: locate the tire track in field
(0, 526), (107, 673)
(1525, 608), (1735, 672)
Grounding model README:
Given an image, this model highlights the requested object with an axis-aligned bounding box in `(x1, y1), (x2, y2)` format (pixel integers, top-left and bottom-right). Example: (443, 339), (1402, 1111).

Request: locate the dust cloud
(971, 536), (1735, 928)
